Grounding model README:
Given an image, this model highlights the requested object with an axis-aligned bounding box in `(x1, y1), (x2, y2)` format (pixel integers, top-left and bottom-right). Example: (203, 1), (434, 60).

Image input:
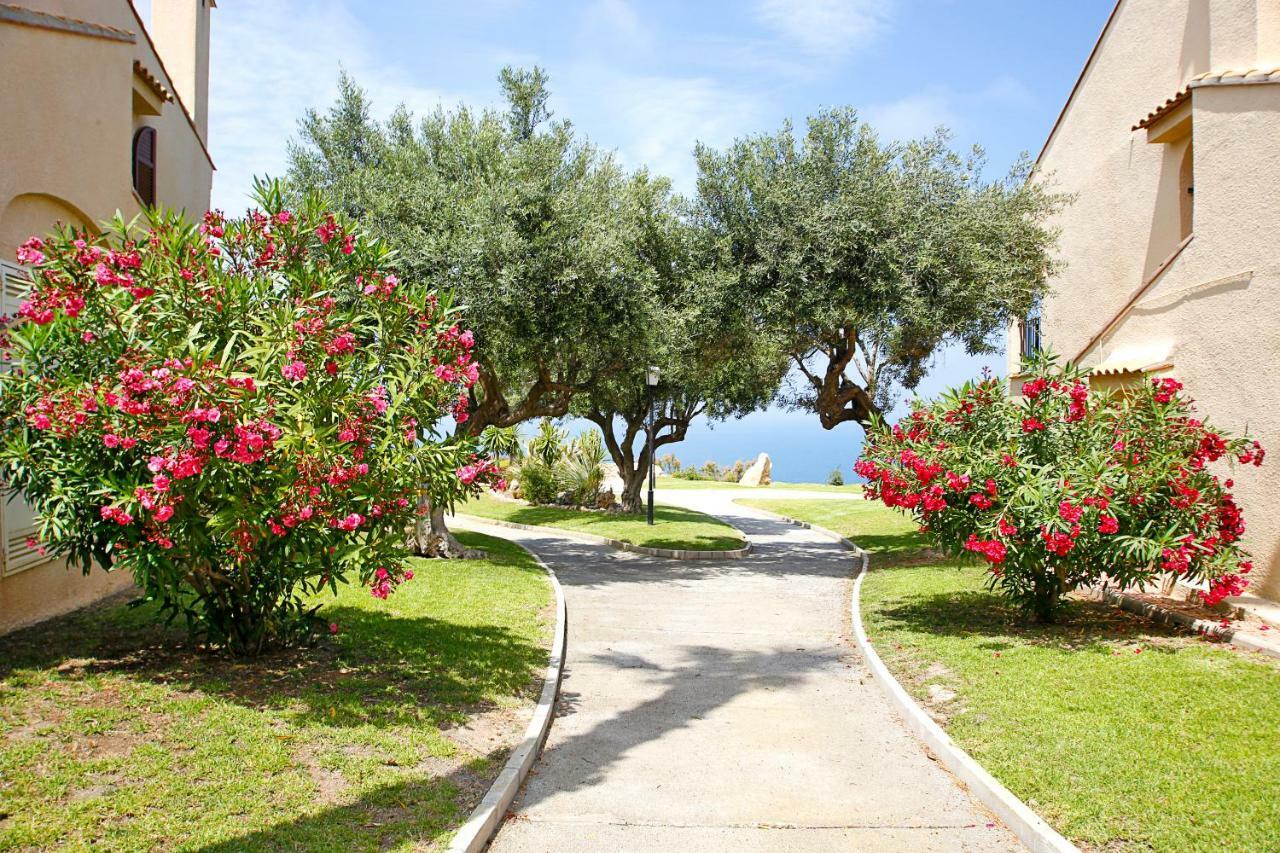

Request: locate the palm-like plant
(556, 430), (607, 506)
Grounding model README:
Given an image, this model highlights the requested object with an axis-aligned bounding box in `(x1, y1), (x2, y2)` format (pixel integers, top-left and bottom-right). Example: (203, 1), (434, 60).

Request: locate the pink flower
(103, 434), (121, 448)
(15, 237), (45, 266)
(1058, 500), (1083, 523)
(281, 360), (307, 382)
(154, 505), (175, 523)
(329, 622), (340, 634)
(1021, 417), (1046, 433)
(338, 513), (364, 531)
(1152, 377), (1183, 404)
(1097, 514), (1119, 535)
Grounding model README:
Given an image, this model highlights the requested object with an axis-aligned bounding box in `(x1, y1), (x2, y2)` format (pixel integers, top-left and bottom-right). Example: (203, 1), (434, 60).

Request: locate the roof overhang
(1138, 95), (1191, 143)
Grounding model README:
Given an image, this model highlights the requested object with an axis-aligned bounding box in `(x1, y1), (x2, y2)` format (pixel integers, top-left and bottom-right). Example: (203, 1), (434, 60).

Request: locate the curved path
(459, 490), (1020, 852)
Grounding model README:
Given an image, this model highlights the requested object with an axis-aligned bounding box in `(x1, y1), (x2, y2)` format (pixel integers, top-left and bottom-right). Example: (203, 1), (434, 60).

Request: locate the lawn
(764, 498), (1280, 851)
(735, 496), (921, 554)
(0, 531), (552, 851)
(460, 493), (746, 551)
(658, 476), (862, 494)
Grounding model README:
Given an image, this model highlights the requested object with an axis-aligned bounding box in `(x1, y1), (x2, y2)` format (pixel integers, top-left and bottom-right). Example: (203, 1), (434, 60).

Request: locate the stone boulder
(739, 452), (772, 487)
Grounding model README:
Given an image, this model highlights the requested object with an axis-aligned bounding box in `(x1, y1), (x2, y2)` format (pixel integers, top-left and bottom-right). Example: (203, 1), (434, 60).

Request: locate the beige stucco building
(1010, 0), (1280, 607)
(0, 0), (214, 634)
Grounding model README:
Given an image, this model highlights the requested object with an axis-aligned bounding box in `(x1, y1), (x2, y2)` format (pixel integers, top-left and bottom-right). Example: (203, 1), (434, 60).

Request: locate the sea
(560, 343), (1005, 484)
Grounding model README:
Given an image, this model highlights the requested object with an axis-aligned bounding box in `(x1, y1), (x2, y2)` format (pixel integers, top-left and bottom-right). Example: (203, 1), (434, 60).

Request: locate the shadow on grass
(870, 582), (1190, 655)
(0, 598), (548, 731)
(191, 756), (494, 852)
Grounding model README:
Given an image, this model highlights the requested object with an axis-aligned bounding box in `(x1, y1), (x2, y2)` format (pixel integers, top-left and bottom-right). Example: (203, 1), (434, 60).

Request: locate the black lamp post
(645, 365), (660, 525)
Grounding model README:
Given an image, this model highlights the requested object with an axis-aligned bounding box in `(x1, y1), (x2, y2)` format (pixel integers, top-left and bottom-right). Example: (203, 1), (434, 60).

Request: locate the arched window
(132, 127), (157, 208)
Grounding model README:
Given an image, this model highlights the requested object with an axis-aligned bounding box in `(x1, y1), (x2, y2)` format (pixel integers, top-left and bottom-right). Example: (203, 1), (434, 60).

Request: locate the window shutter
(0, 262), (48, 576)
(133, 127), (156, 207)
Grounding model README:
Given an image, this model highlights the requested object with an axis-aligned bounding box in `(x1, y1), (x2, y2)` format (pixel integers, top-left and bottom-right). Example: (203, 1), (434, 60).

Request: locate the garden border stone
(447, 537), (568, 853)
(739, 501), (1078, 853)
(1093, 586), (1280, 661)
(452, 513), (752, 560)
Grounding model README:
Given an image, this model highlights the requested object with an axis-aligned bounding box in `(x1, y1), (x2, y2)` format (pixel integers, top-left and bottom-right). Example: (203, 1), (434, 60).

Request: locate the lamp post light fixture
(645, 366), (660, 525)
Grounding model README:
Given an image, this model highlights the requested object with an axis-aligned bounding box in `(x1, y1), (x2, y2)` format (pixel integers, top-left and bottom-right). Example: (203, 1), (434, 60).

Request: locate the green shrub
(518, 460), (560, 505)
(827, 468), (845, 486)
(0, 187), (497, 654)
(856, 353), (1264, 622)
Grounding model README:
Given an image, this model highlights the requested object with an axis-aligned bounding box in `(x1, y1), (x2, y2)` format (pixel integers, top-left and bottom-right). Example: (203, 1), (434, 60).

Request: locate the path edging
(740, 502), (1077, 853)
(453, 513), (751, 560)
(1095, 586), (1280, 661)
(447, 538), (568, 853)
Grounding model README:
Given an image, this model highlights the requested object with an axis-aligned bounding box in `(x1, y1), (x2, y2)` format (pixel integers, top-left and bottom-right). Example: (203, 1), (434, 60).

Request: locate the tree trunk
(1032, 576), (1060, 624)
(619, 465), (645, 514)
(414, 493), (471, 559)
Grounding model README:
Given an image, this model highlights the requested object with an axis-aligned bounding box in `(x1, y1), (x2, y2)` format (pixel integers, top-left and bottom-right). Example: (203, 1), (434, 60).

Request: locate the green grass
(460, 494), (746, 551)
(735, 496), (922, 554)
(0, 532), (552, 851)
(657, 476), (862, 494)
(766, 498), (1280, 850)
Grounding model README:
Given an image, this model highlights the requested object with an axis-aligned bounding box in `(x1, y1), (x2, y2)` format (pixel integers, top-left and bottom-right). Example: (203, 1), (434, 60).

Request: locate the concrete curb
(453, 513), (752, 561)
(730, 504), (860, 552)
(742, 502), (1077, 853)
(1095, 586), (1280, 661)
(447, 538), (568, 853)
(851, 557), (1077, 852)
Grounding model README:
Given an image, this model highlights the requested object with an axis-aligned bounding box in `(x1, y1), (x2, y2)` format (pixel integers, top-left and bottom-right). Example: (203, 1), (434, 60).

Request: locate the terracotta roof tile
(133, 59), (174, 103)
(1134, 67), (1280, 130)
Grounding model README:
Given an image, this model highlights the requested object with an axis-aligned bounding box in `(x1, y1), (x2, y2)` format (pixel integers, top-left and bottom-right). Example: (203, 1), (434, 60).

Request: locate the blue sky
(139, 0), (1115, 480)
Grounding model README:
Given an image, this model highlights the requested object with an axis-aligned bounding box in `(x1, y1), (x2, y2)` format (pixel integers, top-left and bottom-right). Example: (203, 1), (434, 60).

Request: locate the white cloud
(755, 0), (892, 60)
(863, 91), (957, 142)
(205, 0), (459, 212)
(583, 0), (643, 40)
(559, 66), (765, 195)
(864, 76), (1037, 143)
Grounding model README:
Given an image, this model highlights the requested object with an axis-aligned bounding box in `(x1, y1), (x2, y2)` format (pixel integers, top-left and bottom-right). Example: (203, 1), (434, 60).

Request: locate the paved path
(462, 491), (1020, 852)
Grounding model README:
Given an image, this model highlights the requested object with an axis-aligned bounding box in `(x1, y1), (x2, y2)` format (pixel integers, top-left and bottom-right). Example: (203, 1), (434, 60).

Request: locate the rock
(927, 684), (956, 704)
(739, 452), (772, 487)
(596, 489), (618, 510)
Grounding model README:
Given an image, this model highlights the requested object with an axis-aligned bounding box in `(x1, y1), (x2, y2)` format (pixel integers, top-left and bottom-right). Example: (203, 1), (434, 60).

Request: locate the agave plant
(557, 430), (607, 506)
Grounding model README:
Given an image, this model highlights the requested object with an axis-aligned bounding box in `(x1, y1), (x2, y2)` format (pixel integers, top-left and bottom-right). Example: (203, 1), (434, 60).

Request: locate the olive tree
(695, 108), (1063, 430)
(289, 69), (657, 552)
(575, 177), (785, 511)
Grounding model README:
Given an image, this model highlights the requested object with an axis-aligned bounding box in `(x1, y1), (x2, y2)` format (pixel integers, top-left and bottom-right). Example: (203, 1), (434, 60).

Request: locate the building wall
(0, 0), (213, 633)
(1012, 0), (1280, 599)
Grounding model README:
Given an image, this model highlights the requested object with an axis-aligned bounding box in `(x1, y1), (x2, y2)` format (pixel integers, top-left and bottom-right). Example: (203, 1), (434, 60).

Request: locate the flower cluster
(0, 189), (501, 653)
(855, 354), (1263, 621)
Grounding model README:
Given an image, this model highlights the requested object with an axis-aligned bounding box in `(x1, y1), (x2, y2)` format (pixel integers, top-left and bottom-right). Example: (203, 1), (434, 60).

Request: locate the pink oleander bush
(0, 183), (500, 653)
(855, 354), (1264, 622)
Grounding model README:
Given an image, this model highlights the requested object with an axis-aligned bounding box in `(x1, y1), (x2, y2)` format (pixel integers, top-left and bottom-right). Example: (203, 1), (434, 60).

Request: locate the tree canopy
(695, 108), (1063, 429)
(573, 177), (787, 510)
(288, 68), (658, 436)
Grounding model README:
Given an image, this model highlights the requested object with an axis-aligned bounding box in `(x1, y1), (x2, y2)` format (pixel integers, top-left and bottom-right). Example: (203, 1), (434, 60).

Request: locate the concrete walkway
(461, 491), (1021, 852)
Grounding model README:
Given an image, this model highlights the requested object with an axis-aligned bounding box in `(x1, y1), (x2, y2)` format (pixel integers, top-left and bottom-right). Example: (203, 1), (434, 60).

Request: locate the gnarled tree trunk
(414, 493), (470, 558)
(619, 466), (645, 514)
